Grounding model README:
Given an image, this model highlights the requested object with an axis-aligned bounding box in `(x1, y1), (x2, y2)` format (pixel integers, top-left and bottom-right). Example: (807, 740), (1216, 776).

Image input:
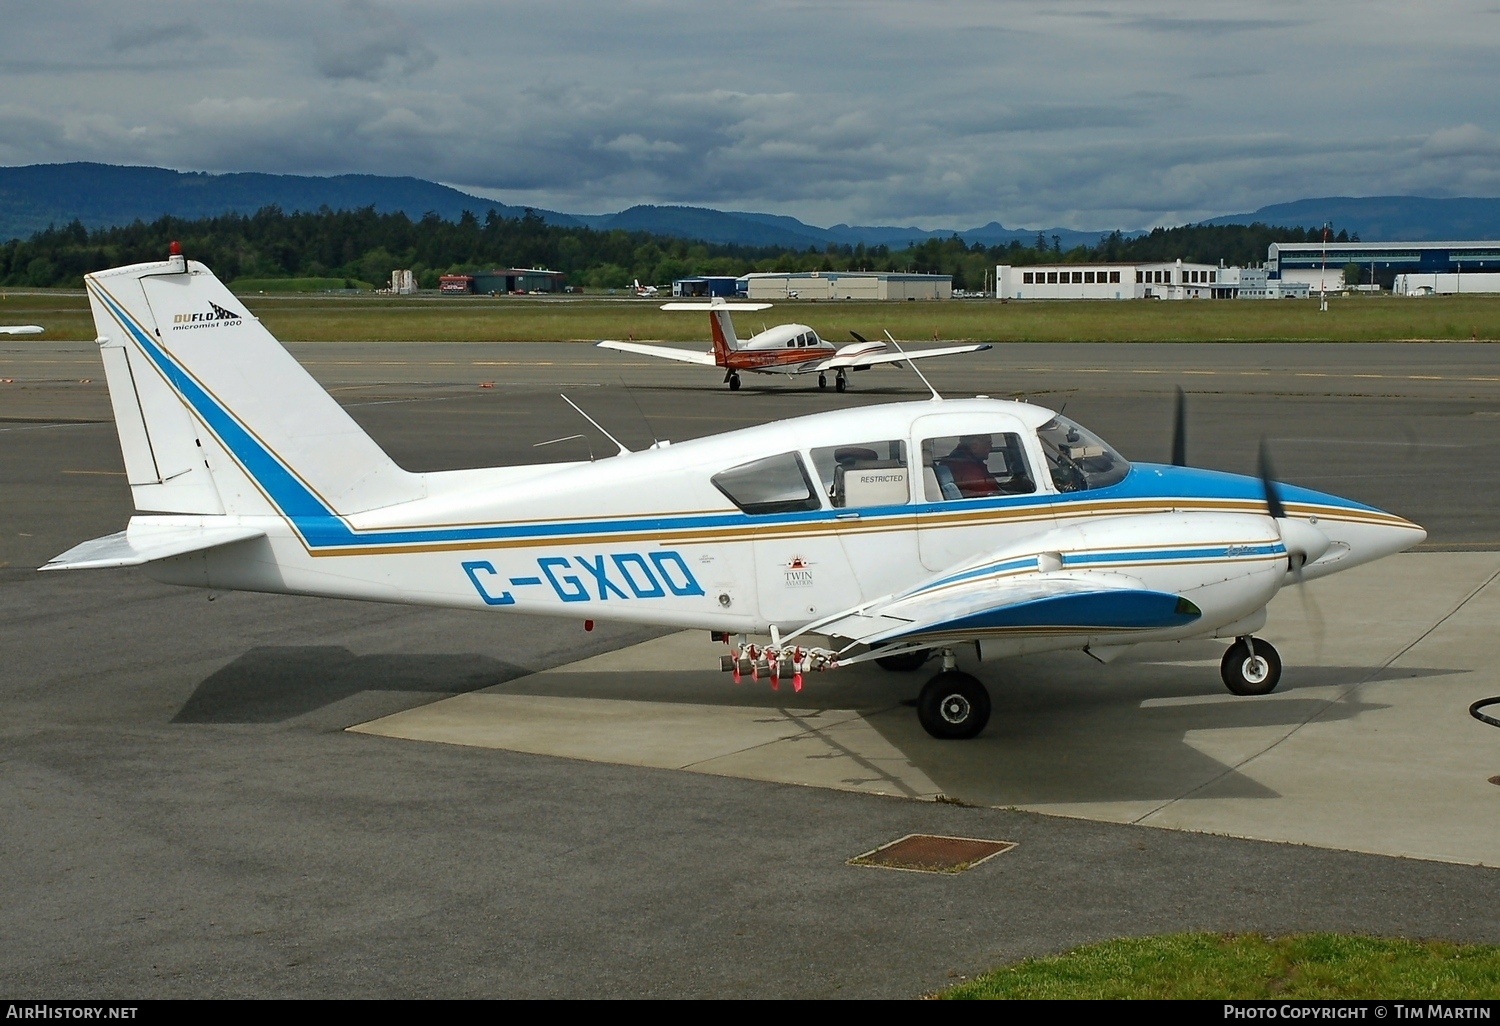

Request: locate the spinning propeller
(1172, 388), (1327, 649)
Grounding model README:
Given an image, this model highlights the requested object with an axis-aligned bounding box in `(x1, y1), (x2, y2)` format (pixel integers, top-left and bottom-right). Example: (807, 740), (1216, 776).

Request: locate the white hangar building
(996, 260), (1231, 300)
(738, 271), (951, 301)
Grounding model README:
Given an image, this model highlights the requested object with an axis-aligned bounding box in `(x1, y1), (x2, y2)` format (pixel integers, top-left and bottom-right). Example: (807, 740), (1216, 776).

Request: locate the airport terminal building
(1269, 241), (1500, 293)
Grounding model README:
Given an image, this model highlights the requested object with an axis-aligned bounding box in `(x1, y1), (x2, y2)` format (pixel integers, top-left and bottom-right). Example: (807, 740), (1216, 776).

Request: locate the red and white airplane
(631, 279), (660, 297)
(597, 298), (990, 391)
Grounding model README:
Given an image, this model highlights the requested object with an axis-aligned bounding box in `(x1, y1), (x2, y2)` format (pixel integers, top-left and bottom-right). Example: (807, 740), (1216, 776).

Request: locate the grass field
(5, 289), (1500, 344)
(941, 933), (1500, 1000)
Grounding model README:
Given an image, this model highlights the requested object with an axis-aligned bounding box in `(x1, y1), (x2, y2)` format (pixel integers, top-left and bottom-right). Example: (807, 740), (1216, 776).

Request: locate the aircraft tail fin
(86, 247), (425, 518)
(658, 299), (772, 366)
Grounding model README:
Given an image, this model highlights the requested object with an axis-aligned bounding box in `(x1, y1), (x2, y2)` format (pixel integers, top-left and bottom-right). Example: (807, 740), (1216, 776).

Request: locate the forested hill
(0, 163), (568, 242)
(0, 163), (1107, 250)
(0, 205), (1339, 293)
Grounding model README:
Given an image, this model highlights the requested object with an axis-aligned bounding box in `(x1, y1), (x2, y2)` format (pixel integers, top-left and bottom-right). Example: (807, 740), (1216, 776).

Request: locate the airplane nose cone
(1302, 511), (1425, 578)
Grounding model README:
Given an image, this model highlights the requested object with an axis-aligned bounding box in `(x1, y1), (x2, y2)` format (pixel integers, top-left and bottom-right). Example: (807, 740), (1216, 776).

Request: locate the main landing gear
(915, 650), (991, 740)
(1221, 636), (1282, 696)
(818, 373), (827, 390)
(725, 371), (741, 391)
(835, 369), (848, 393)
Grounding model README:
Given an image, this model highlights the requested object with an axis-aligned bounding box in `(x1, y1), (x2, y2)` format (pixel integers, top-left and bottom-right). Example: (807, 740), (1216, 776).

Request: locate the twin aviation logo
(171, 301), (243, 330)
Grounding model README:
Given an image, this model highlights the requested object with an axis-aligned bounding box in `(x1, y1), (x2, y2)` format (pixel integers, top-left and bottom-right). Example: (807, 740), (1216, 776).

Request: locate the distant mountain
(5, 163), (1497, 251)
(1204, 196), (1500, 242)
(0, 163), (582, 241)
(570, 204), (1114, 251)
(0, 163), (1133, 251)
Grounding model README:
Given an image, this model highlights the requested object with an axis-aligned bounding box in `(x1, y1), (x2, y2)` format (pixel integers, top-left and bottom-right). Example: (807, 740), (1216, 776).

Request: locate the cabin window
(1035, 416), (1130, 492)
(809, 440), (910, 508)
(712, 452), (821, 515)
(919, 433), (1035, 501)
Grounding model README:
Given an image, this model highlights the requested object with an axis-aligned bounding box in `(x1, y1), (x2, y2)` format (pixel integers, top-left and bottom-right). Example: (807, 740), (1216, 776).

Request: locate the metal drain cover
(848, 833), (1016, 874)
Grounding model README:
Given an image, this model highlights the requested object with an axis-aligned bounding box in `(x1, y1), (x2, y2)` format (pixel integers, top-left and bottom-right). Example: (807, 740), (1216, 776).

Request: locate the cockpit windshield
(1036, 415), (1130, 492)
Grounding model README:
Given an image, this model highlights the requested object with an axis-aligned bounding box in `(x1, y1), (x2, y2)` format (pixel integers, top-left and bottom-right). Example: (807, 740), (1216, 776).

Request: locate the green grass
(228, 276), (375, 293)
(941, 933), (1500, 1000)
(7, 288), (1500, 344)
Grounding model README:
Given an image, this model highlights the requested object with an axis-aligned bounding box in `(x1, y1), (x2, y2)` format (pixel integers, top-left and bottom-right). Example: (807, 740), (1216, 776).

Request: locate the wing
(0, 325), (43, 335)
(595, 340), (718, 366)
(786, 561), (1201, 654)
(795, 343), (991, 373)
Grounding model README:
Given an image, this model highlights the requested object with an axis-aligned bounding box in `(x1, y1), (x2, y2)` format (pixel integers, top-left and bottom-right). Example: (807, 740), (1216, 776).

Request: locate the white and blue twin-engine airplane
(45, 246), (1426, 739)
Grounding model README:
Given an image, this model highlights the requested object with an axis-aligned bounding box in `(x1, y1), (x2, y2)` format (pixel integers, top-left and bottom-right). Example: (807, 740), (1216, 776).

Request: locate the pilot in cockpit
(938, 434), (1035, 498)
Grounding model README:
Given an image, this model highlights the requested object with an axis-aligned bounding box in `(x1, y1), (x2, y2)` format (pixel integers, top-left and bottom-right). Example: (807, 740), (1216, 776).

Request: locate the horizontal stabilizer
(806, 343), (991, 372)
(659, 302), (772, 312)
(41, 525), (265, 571)
(596, 340), (718, 366)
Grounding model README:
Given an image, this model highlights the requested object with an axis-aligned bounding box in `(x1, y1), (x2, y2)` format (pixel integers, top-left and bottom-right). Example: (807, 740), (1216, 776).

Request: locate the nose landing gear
(725, 371), (741, 391)
(1221, 636), (1282, 695)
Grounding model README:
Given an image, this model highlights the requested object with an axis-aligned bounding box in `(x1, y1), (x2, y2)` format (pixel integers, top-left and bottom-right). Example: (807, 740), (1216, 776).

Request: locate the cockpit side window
(809, 440), (909, 508)
(920, 433), (1035, 501)
(1035, 415), (1130, 492)
(712, 452), (822, 515)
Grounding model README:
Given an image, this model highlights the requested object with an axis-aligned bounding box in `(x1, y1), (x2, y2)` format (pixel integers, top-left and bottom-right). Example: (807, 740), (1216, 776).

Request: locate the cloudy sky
(2, 0), (1497, 231)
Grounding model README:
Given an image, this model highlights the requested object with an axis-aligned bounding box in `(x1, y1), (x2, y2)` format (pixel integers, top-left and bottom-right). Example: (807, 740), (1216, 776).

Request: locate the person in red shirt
(941, 435), (1001, 497)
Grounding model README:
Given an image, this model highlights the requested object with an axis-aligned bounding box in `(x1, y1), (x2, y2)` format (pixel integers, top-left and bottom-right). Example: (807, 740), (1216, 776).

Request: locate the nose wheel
(818, 373), (827, 390)
(917, 670), (991, 740)
(1221, 636), (1282, 695)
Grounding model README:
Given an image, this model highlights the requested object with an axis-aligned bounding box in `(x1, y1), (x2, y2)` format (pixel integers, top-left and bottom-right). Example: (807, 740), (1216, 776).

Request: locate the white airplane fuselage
(53, 252), (1424, 711)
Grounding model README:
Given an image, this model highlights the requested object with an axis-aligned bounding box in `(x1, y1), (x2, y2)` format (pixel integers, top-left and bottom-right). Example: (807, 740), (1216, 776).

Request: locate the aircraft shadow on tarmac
(172, 645), (527, 724)
(429, 641), (1463, 808)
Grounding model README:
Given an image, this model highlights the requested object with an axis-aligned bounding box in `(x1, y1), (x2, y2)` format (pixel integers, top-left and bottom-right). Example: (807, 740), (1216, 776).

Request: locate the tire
(875, 649), (930, 672)
(917, 671), (991, 740)
(818, 374), (827, 390)
(1220, 638), (1282, 696)
(728, 374), (741, 391)
(835, 375), (847, 393)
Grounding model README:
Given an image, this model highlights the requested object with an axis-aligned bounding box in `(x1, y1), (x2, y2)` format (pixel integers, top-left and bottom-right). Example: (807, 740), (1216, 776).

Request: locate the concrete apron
(350, 552), (1500, 867)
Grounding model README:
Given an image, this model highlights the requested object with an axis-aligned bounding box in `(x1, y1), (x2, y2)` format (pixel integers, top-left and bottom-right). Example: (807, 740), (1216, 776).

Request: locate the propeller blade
(850, 330), (871, 345)
(1171, 387), (1187, 466)
(1258, 437), (1286, 520)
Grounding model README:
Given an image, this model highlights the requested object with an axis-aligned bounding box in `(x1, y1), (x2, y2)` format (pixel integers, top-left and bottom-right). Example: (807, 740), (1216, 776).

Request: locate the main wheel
(728, 373), (741, 391)
(835, 373), (847, 393)
(875, 649), (930, 672)
(917, 671), (991, 740)
(1220, 638), (1282, 696)
(818, 374), (827, 390)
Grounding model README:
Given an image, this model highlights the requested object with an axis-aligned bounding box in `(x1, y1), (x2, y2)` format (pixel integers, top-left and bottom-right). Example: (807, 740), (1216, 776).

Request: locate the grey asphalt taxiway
(4, 336), (1500, 998)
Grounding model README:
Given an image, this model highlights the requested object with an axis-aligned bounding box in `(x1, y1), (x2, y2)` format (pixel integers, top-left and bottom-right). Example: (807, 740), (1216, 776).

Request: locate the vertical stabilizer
(709, 302), (739, 365)
(87, 251), (426, 518)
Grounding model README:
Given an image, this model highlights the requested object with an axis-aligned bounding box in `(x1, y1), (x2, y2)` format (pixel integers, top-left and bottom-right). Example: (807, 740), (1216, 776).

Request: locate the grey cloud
(108, 21), (206, 52)
(314, 1), (437, 81)
(1123, 16), (1298, 36)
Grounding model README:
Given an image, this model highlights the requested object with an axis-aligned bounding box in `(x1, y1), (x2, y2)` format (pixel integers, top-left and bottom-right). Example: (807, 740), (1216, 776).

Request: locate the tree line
(0, 205), (1348, 292)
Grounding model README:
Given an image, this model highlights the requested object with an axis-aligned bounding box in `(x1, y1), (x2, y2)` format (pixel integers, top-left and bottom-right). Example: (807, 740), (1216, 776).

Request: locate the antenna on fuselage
(560, 394), (632, 456)
(883, 331), (943, 401)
